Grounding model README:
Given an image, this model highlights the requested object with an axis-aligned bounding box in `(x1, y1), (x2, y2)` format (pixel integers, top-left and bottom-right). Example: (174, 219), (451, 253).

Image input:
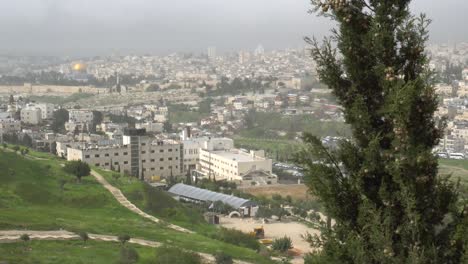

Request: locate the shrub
(272, 236), (293, 253)
(119, 246), (139, 264)
(154, 246), (201, 264)
(63, 160), (90, 183)
(211, 228), (260, 251)
(215, 252), (233, 264)
(118, 234), (131, 245)
(79, 231), (89, 244)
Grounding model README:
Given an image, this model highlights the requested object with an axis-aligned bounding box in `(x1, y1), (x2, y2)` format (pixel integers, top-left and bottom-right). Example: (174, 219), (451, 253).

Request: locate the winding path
(0, 230), (251, 264)
(90, 170), (193, 234)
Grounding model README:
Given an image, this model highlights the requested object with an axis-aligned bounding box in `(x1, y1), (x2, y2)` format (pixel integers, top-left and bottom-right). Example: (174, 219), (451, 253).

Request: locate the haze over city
(1, 0), (467, 56)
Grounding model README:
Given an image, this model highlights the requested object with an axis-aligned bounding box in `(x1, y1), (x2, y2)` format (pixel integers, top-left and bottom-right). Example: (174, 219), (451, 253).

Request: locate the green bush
(211, 228), (260, 251)
(154, 246), (201, 264)
(272, 236), (293, 253)
(215, 252), (233, 264)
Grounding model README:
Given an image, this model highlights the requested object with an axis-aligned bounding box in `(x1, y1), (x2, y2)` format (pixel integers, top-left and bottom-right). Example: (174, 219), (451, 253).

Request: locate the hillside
(0, 149), (272, 264)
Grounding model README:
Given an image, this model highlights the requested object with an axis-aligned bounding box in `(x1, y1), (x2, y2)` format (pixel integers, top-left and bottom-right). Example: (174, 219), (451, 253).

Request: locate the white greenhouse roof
(168, 183), (256, 209)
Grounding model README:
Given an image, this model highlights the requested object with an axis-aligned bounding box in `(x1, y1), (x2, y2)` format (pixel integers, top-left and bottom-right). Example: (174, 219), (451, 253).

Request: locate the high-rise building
(208, 46), (217, 60)
(254, 44), (265, 57)
(238, 51), (251, 64)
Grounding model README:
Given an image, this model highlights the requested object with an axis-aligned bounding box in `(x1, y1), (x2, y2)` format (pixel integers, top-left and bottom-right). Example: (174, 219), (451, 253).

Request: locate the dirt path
(91, 170), (193, 234)
(0, 230), (251, 264)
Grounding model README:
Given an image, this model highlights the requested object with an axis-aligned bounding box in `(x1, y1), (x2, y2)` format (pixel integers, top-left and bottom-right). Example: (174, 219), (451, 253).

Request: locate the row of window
(142, 165), (178, 172)
(142, 157), (178, 163)
(141, 148), (178, 154)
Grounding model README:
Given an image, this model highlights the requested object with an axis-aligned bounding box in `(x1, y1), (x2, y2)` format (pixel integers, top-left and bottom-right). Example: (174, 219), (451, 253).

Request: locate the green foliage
(20, 234), (30, 243)
(146, 84), (160, 92)
(63, 160), (91, 182)
(297, 1), (467, 263)
(211, 228), (260, 251)
(215, 252), (234, 264)
(119, 246), (139, 264)
(240, 111), (350, 139)
(118, 234), (131, 245)
(79, 231), (89, 244)
(154, 246), (201, 264)
(211, 200), (235, 214)
(51, 108), (69, 133)
(272, 236), (293, 253)
(29, 93), (94, 105)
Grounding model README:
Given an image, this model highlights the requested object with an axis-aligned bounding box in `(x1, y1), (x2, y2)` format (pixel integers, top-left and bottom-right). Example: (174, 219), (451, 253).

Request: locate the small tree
(79, 231), (89, 245)
(272, 236), (293, 253)
(20, 234), (30, 250)
(63, 160), (90, 183)
(118, 234), (131, 245)
(215, 252), (233, 264)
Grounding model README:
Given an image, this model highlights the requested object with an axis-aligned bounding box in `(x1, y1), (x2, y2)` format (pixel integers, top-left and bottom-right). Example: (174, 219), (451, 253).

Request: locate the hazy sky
(0, 0), (467, 56)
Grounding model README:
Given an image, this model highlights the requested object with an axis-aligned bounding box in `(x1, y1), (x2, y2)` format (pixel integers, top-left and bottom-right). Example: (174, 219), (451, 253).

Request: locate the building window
(105, 153), (109, 157)
(114, 162), (119, 165)
(142, 160), (146, 163)
(168, 158), (173, 161)
(95, 154), (100, 158)
(168, 149), (173, 152)
(123, 152), (128, 155)
(169, 166), (172, 169)
(151, 168), (155, 171)
(150, 159), (155, 162)
(105, 163), (109, 166)
(95, 163), (100, 166)
(176, 165), (178, 169)
(160, 167), (164, 170)
(85, 155), (90, 158)
(175, 149), (178, 152)
(176, 157), (178, 160)
(124, 161), (128, 164)
(159, 150), (164, 153)
(114, 153), (119, 156)
(141, 151), (146, 154)
(151, 150), (155, 153)
(141, 143), (146, 146)
(160, 158), (164, 161)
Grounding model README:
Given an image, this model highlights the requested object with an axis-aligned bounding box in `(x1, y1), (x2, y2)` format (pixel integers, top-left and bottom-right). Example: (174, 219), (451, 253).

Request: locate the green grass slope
(0, 240), (155, 264)
(0, 150), (272, 264)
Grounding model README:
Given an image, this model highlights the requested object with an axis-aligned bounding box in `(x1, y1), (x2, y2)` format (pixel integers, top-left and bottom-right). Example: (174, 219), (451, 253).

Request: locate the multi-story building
(69, 110), (94, 123)
(37, 103), (54, 120)
(67, 129), (183, 181)
(199, 148), (276, 185)
(20, 105), (42, 125)
(0, 119), (21, 134)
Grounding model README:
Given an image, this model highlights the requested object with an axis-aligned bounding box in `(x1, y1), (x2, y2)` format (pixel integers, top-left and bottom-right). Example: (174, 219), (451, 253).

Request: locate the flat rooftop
(210, 149), (263, 162)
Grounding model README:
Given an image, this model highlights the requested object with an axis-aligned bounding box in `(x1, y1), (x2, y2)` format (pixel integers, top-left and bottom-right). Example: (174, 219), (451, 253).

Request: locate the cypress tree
(297, 1), (467, 263)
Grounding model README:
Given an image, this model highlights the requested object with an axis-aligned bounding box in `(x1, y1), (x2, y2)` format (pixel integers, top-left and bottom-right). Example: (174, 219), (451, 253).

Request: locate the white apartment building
(37, 103), (54, 119)
(21, 106), (42, 125)
(198, 148), (275, 185)
(69, 110), (94, 123)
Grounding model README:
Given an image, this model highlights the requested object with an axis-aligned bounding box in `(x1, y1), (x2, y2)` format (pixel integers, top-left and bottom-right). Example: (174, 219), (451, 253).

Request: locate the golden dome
(72, 63), (87, 71)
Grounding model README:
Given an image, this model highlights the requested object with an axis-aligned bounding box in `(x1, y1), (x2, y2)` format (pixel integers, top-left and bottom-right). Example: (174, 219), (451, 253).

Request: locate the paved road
(91, 170), (193, 234)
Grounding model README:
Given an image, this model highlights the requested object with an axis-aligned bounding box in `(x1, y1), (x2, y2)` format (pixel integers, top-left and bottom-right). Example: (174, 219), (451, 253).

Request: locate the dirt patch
(241, 184), (312, 200)
(219, 216), (319, 264)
